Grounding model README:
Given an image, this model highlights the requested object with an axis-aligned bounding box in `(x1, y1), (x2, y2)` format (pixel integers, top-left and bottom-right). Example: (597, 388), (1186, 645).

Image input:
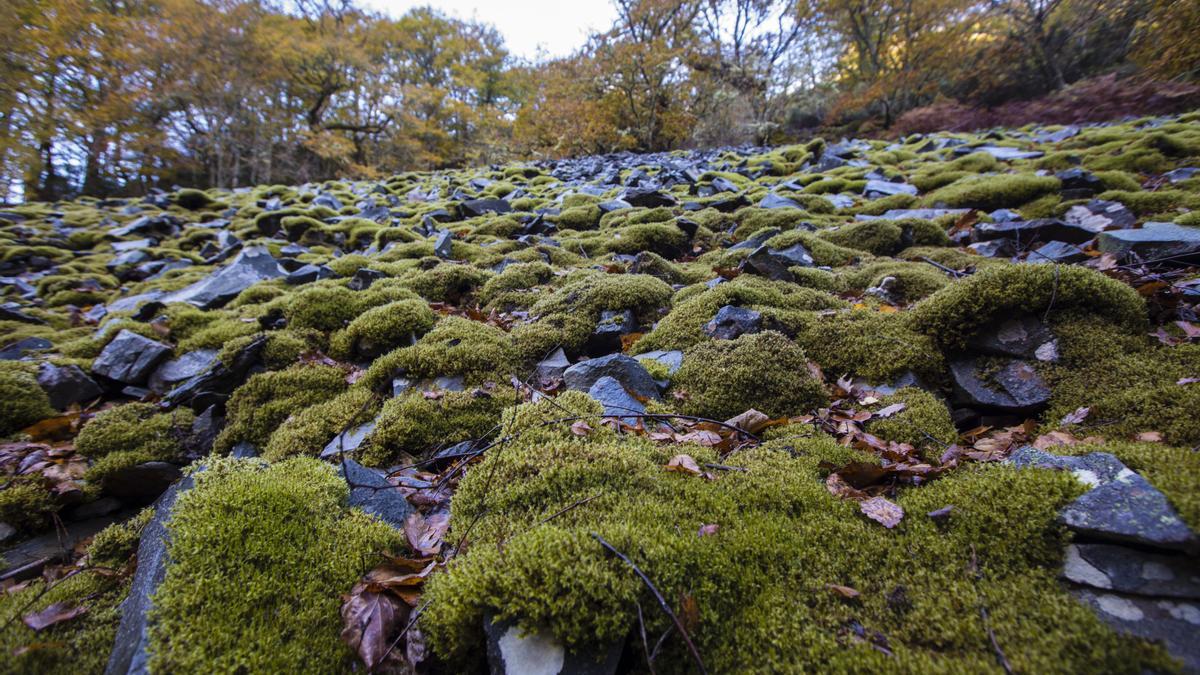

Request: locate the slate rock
(434, 229), (455, 258)
(583, 309), (638, 356)
(863, 179), (917, 198)
(958, 145), (1043, 160)
(759, 193), (801, 209)
(460, 198), (512, 217)
(106, 476), (193, 675)
(102, 461), (183, 504)
(1055, 168), (1102, 196)
(972, 218), (1097, 245)
(484, 612), (622, 675)
(320, 421), (377, 459)
(1163, 167), (1199, 184)
(743, 243), (814, 281)
(162, 246), (285, 309)
(1098, 222), (1200, 263)
(563, 353), (660, 400)
(949, 357), (1050, 414)
(966, 239), (1016, 258)
(1063, 543), (1200, 600)
(348, 267), (386, 291)
(3, 511), (131, 583)
(1027, 240), (1087, 264)
(535, 347), (572, 382)
(634, 349), (684, 375)
(37, 363), (103, 409)
(92, 330), (172, 385)
(966, 315), (1055, 360)
(1064, 199), (1136, 232)
(621, 188), (676, 208)
(0, 336), (52, 361)
(587, 376), (646, 424)
(704, 305), (762, 340)
(164, 335), (265, 412)
(1072, 589), (1200, 671)
(0, 302), (44, 325)
(340, 458), (414, 529)
(284, 263), (334, 285)
(729, 227), (781, 251)
(147, 349), (219, 394)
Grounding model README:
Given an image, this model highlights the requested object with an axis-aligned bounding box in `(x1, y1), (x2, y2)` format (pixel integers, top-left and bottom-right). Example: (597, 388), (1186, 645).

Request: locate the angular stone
(164, 335), (265, 412)
(949, 357), (1050, 414)
(583, 310), (638, 356)
(703, 305), (761, 340)
(563, 353), (660, 400)
(37, 363), (103, 409)
(92, 330), (172, 385)
(729, 228), (781, 251)
(1098, 222), (1200, 263)
(1064, 199), (1136, 232)
(972, 218), (1097, 245)
(284, 263), (334, 285)
(858, 208), (970, 221)
(966, 315), (1055, 359)
(1027, 240), (1087, 264)
(484, 612), (621, 675)
(759, 193), (801, 209)
(348, 267), (386, 291)
(320, 421), (377, 459)
(535, 347), (572, 382)
(341, 458), (414, 528)
(863, 180), (917, 198)
(634, 349), (684, 375)
(622, 188), (676, 208)
(459, 198), (512, 217)
(434, 229), (455, 258)
(1063, 544), (1200, 600)
(147, 349), (218, 394)
(0, 336), (52, 361)
(102, 461), (182, 504)
(587, 376), (646, 424)
(966, 239), (1016, 258)
(743, 243), (813, 281)
(162, 246), (286, 309)
(1072, 589), (1200, 671)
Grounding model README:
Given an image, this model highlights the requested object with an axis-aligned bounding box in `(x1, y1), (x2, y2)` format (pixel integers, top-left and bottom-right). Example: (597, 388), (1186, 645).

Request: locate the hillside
(2, 114), (1200, 674)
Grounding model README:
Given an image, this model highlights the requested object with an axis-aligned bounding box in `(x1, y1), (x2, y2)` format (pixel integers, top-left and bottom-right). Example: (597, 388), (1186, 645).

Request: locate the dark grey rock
(588, 376), (646, 424)
(563, 353), (660, 400)
(621, 188), (676, 208)
(989, 208), (1022, 223)
(949, 357), (1050, 414)
(634, 349), (683, 375)
(164, 335), (265, 412)
(37, 363), (103, 409)
(1163, 167), (1199, 184)
(190, 406), (224, 455)
(535, 347), (571, 382)
(584, 309), (638, 356)
(102, 461), (182, 504)
(348, 267), (386, 291)
(959, 145), (1043, 160)
(3, 511), (132, 583)
(92, 330), (172, 385)
(1055, 168), (1102, 196)
(484, 612), (622, 675)
(320, 421), (377, 459)
(284, 263), (334, 285)
(1064, 199), (1136, 232)
(434, 229), (455, 258)
(106, 475), (193, 675)
(431, 375), (466, 392)
(460, 198), (512, 217)
(1027, 240), (1088, 264)
(973, 218), (1097, 245)
(1063, 543), (1200, 600)
(147, 349), (218, 394)
(743, 243), (814, 281)
(0, 336), (52, 361)
(341, 458), (414, 528)
(230, 441), (258, 459)
(759, 193), (801, 209)
(729, 227), (781, 251)
(64, 497), (123, 522)
(1098, 222), (1200, 263)
(1072, 589), (1200, 671)
(966, 315), (1055, 360)
(966, 239), (1016, 258)
(859, 208), (970, 221)
(0, 302), (45, 324)
(704, 305), (761, 340)
(161, 246), (286, 309)
(863, 180), (917, 198)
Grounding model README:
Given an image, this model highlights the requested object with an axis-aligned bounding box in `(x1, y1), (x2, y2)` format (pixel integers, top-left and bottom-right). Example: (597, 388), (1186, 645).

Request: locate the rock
(587, 376), (646, 423)
(37, 363), (103, 409)
(1063, 543), (1200, 600)
(2, 511), (132, 583)
(703, 305), (761, 340)
(65, 496), (123, 522)
(484, 612), (622, 675)
(1008, 447), (1197, 553)
(348, 267), (386, 291)
(743, 243), (814, 281)
(230, 441), (258, 459)
(161, 245), (286, 309)
(535, 347), (572, 382)
(949, 357), (1050, 414)
(1036, 125), (1080, 143)
(340, 458), (414, 529)
(434, 229), (455, 258)
(1064, 199), (1136, 232)
(1072, 589), (1200, 672)
(858, 208), (970, 221)
(563, 353), (660, 400)
(583, 309), (638, 356)
(1098, 222), (1200, 264)
(102, 461), (183, 504)
(972, 218), (1097, 245)
(1163, 167), (1199, 184)
(622, 188), (676, 208)
(460, 198), (512, 217)
(319, 421), (377, 459)
(759, 193), (801, 209)
(106, 476), (193, 675)
(284, 263), (334, 285)
(966, 315), (1055, 360)
(0, 301), (45, 324)
(1027, 240), (1087, 264)
(863, 180), (917, 198)
(0, 336), (52, 361)
(958, 145), (1043, 160)
(966, 239), (1016, 258)
(147, 349), (219, 394)
(1055, 168), (1102, 197)
(190, 406), (224, 455)
(92, 330), (172, 385)
(729, 227), (781, 251)
(0, 523), (13, 544)
(634, 349), (684, 375)
(164, 335), (265, 412)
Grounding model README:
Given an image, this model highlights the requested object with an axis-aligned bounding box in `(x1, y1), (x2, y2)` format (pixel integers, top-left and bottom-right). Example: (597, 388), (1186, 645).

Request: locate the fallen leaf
(679, 593), (700, 633)
(20, 415), (80, 443)
(676, 430), (722, 446)
(724, 409), (770, 434)
(665, 454), (704, 476)
(570, 420), (593, 436)
(825, 473), (868, 500)
(1176, 321), (1200, 339)
(860, 497), (904, 528)
(873, 403), (906, 419)
(422, 390), (443, 400)
(1059, 406), (1090, 425)
(827, 584), (861, 599)
(22, 603), (87, 632)
(1135, 431), (1164, 443)
(340, 584), (406, 671)
(620, 332), (644, 352)
(404, 511), (450, 557)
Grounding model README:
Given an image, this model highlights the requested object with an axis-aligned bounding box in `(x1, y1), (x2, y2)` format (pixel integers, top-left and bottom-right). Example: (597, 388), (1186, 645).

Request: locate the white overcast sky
(357, 0), (618, 61)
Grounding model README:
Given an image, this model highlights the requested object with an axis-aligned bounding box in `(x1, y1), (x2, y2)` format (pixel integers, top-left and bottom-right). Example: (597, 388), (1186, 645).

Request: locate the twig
(703, 463), (748, 472)
(636, 600), (658, 675)
(535, 493), (602, 527)
(591, 533), (708, 675)
(918, 256), (966, 278)
(980, 604), (1013, 675)
(379, 599), (431, 666)
(1041, 262), (1060, 324)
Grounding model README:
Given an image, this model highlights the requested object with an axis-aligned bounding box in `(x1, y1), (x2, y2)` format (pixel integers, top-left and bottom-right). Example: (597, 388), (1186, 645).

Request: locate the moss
(529, 272), (673, 325)
(923, 174), (1060, 211)
(329, 299), (436, 360)
(0, 361), (55, 436)
(283, 285), (362, 332)
(362, 316), (518, 391)
(908, 264), (1146, 350)
(263, 388), (378, 462)
(89, 507), (155, 565)
(603, 222), (689, 256)
(214, 364), (349, 453)
(0, 478), (58, 532)
(76, 403), (194, 462)
(1097, 189), (1200, 216)
(798, 310), (946, 383)
(554, 204), (603, 230)
(360, 388), (512, 467)
(146, 457), (402, 673)
(173, 188), (223, 210)
(762, 229), (865, 267)
(864, 388), (957, 452)
(837, 261), (951, 302)
(478, 262), (553, 308)
(0, 566), (130, 674)
(422, 430), (1169, 673)
(672, 331), (828, 420)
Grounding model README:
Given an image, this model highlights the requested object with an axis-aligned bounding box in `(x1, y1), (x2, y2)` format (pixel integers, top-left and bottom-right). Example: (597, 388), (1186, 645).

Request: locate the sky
(357, 0), (618, 61)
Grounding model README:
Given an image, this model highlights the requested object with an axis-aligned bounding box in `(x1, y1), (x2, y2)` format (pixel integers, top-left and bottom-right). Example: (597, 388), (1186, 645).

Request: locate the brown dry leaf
(345, 368), (366, 385)
(826, 473), (868, 500)
(404, 511), (450, 557)
(806, 361), (826, 385)
(570, 420), (593, 436)
(1033, 431), (1079, 450)
(724, 409), (770, 434)
(860, 497), (904, 529)
(665, 454), (706, 477)
(1060, 406), (1090, 425)
(1176, 321), (1200, 339)
(20, 415), (80, 443)
(679, 593), (700, 633)
(340, 583), (406, 672)
(827, 584), (861, 599)
(422, 390), (443, 400)
(22, 602), (87, 632)
(1135, 431), (1164, 443)
(620, 332), (644, 352)
(676, 430), (722, 447)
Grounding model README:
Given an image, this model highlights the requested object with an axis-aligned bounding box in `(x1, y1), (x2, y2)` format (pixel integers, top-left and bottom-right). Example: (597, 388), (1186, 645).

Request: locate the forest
(2, 0), (1198, 201)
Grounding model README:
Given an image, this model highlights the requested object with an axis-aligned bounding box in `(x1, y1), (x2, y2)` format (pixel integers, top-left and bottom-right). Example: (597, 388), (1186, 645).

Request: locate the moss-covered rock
(864, 387), (958, 452)
(214, 364), (349, 453)
(0, 361), (55, 436)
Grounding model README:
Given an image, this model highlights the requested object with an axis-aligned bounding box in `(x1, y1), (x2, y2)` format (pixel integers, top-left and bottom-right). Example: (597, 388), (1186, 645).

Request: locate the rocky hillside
(2, 114), (1200, 674)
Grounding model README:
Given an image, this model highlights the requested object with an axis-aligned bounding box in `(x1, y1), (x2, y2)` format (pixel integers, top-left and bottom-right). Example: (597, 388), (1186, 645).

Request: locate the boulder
(563, 353), (660, 400)
(161, 246), (286, 309)
(703, 305), (762, 340)
(92, 330), (172, 385)
(37, 363), (103, 409)
(1063, 544), (1200, 600)
(587, 375), (646, 424)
